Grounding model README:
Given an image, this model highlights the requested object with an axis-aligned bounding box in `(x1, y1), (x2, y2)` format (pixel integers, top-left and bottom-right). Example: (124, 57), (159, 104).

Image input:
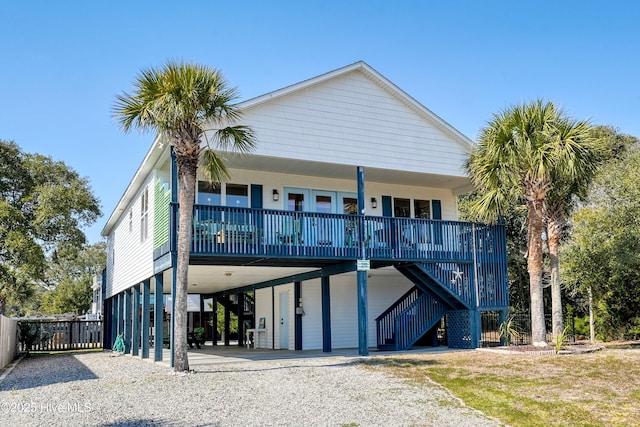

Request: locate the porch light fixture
(371, 197), (377, 209)
(273, 189), (280, 201)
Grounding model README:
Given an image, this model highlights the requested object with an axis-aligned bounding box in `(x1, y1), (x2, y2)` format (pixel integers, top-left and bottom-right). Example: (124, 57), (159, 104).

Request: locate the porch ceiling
(225, 155), (470, 191)
(160, 264), (402, 296)
(161, 265), (315, 295)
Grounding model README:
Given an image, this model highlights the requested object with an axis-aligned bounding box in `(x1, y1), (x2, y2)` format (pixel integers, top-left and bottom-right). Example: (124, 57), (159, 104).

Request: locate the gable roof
(102, 61), (474, 237)
(238, 61), (474, 150)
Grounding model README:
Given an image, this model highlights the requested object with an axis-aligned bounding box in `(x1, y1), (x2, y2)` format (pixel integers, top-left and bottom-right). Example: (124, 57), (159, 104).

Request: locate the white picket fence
(0, 315), (18, 369)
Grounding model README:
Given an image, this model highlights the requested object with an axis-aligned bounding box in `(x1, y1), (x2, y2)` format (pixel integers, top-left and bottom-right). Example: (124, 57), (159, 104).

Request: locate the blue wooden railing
(375, 286), (448, 351)
(393, 291), (448, 350)
(164, 203), (504, 263)
(375, 287), (421, 349)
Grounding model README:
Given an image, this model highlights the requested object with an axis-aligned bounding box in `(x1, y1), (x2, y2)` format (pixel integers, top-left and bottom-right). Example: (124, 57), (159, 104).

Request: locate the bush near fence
(0, 315), (18, 368)
(18, 320), (103, 352)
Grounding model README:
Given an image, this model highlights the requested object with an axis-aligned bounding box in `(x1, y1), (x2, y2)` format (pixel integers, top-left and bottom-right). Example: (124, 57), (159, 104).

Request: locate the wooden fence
(0, 315), (18, 368)
(19, 320), (103, 352)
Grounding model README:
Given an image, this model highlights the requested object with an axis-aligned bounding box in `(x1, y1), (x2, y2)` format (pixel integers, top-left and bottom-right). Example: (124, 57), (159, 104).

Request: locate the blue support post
(101, 268), (110, 349)
(170, 147), (178, 368)
(170, 261), (177, 368)
(154, 273), (164, 362)
(499, 309), (508, 346)
(141, 279), (150, 359)
(471, 223), (481, 348)
(294, 281), (302, 351)
(271, 288), (275, 349)
(117, 292), (124, 335)
(356, 166), (369, 356)
(132, 285), (140, 356)
(102, 298), (111, 350)
(471, 309), (481, 348)
(124, 289), (132, 354)
(110, 297), (117, 347)
(321, 275), (332, 352)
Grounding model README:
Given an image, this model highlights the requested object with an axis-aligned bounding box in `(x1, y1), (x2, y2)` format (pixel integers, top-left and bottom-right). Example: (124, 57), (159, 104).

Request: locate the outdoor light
(371, 197), (377, 209)
(273, 189), (280, 201)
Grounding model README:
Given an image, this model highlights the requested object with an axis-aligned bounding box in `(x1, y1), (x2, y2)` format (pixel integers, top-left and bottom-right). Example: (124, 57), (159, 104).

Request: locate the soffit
(225, 155), (470, 190)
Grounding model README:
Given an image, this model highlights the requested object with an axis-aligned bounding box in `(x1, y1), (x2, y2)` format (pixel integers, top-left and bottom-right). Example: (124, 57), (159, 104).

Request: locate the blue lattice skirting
(447, 310), (475, 349)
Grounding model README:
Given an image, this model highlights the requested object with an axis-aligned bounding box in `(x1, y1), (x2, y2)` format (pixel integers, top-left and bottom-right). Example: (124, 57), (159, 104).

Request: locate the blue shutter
(251, 185), (263, 232)
(432, 200), (442, 219)
(251, 185), (263, 209)
(432, 199), (442, 244)
(382, 196), (392, 217)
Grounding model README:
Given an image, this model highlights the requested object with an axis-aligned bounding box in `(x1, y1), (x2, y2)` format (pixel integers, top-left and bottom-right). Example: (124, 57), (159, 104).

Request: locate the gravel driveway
(0, 351), (500, 426)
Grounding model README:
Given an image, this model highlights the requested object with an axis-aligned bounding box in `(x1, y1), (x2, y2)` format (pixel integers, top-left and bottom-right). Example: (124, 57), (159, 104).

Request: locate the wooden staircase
(375, 262), (473, 351)
(375, 286), (448, 351)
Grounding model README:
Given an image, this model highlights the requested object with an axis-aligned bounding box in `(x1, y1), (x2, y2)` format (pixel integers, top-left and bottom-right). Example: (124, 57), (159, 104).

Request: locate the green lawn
(368, 347), (640, 426)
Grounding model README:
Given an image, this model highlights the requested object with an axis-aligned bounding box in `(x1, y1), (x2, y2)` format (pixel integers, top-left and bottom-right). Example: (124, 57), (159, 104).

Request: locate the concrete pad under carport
(151, 344), (466, 368)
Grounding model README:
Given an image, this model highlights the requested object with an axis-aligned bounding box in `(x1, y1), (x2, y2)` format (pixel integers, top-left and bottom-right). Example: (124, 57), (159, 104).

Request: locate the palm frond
(210, 125), (257, 153)
(201, 150), (231, 183)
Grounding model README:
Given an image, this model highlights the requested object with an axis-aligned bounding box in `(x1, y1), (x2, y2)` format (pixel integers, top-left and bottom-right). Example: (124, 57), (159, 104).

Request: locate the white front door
(279, 291), (289, 349)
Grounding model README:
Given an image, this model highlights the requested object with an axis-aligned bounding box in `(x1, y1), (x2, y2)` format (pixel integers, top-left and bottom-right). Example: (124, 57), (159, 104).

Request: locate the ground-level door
(279, 291), (289, 349)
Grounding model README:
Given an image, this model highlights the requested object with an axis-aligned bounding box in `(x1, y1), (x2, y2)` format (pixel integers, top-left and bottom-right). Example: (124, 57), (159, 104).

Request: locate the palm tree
(466, 100), (593, 346)
(114, 61), (255, 371)
(544, 116), (596, 339)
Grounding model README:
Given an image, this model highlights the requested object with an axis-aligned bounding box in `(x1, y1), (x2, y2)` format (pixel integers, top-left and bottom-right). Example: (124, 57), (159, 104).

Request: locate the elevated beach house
(101, 61), (508, 364)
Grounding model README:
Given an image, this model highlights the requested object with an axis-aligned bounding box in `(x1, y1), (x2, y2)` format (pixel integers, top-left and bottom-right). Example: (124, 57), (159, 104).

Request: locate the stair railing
(394, 291), (447, 351)
(375, 287), (420, 348)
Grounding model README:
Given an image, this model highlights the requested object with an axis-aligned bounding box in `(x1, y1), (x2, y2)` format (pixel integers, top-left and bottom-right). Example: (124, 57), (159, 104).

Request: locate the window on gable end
(140, 187), (149, 242)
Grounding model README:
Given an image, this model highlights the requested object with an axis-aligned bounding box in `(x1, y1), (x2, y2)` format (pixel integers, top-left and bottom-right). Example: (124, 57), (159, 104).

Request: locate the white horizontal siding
(105, 235), (115, 298)
(330, 280), (358, 348)
(293, 271), (415, 350)
(106, 174), (155, 298)
(237, 72), (469, 177)
(366, 274), (415, 345)
(301, 280), (322, 350)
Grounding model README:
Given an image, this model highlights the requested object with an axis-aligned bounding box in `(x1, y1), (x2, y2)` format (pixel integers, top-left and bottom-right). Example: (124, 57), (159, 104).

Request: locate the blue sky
(1, 1), (638, 244)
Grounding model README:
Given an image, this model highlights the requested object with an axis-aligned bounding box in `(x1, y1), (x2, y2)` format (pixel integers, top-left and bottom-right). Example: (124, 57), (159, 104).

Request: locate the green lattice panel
(153, 178), (171, 250)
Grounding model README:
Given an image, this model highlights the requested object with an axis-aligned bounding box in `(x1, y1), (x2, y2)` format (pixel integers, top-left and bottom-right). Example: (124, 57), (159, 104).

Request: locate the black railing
(480, 312), (575, 347)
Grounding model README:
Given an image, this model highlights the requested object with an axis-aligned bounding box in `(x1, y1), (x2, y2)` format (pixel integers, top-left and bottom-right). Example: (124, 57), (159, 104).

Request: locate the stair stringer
(395, 263), (470, 310)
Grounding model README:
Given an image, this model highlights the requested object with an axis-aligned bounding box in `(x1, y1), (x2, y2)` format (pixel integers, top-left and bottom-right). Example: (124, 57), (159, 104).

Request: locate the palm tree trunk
(546, 208), (564, 339)
(527, 198), (548, 346)
(173, 155), (198, 372)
